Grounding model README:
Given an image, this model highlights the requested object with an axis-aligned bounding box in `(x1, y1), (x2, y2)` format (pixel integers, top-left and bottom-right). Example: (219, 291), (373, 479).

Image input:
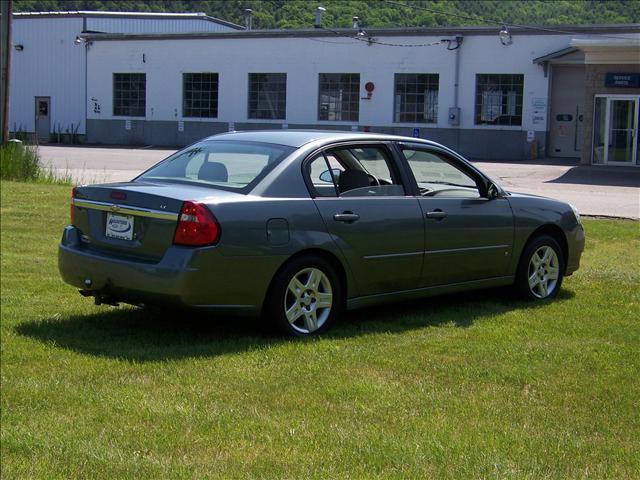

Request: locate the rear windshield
(137, 140), (294, 190)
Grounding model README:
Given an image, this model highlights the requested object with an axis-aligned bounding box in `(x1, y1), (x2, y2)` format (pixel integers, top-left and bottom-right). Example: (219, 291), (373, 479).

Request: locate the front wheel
(515, 235), (564, 300)
(265, 256), (343, 336)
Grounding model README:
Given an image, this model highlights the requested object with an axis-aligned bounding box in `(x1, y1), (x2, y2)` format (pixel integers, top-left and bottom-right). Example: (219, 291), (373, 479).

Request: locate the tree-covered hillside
(12, 0), (640, 29)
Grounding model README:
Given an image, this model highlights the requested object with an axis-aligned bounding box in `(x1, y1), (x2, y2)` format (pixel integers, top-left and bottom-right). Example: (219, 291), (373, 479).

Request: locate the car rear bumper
(58, 225), (279, 315)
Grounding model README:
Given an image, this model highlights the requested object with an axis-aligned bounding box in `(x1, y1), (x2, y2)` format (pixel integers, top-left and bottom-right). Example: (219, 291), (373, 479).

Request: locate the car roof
(203, 130), (436, 148)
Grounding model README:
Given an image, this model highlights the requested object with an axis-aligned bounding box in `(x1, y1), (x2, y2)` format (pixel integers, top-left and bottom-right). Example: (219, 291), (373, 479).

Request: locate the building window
(113, 73), (146, 117)
(394, 74), (439, 123)
(183, 73), (219, 118)
(318, 73), (360, 121)
(475, 74), (524, 126)
(248, 73), (286, 120)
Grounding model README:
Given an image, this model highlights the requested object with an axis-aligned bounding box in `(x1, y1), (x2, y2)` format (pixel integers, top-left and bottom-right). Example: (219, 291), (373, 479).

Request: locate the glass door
(608, 99), (637, 164)
(593, 96), (639, 165)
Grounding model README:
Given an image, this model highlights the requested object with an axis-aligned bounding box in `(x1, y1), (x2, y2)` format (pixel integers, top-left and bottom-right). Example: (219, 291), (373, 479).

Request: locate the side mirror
(319, 169), (341, 183)
(486, 182), (501, 200)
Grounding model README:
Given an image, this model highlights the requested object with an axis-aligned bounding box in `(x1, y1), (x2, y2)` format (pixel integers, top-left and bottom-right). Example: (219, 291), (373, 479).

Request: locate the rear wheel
(265, 255), (343, 336)
(516, 235), (564, 300)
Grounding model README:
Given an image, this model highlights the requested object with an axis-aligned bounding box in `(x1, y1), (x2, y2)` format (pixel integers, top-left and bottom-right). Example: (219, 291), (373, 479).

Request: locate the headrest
(198, 161), (228, 182)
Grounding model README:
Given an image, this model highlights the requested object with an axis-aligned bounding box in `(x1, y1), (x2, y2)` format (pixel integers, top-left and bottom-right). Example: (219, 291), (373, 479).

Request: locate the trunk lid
(72, 181), (237, 262)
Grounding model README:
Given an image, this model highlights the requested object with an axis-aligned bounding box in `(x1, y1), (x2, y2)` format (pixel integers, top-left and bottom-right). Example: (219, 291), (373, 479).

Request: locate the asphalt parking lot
(40, 144), (640, 219)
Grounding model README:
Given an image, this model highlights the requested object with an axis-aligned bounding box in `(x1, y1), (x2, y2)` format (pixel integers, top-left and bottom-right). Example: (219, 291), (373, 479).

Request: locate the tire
(515, 235), (565, 300)
(264, 255), (343, 337)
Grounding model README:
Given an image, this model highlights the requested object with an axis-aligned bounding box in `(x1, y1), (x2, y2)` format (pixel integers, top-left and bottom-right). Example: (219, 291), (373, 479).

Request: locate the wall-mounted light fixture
(74, 36), (92, 47)
(14, 44), (24, 51)
(352, 16), (367, 37)
(499, 25), (513, 46)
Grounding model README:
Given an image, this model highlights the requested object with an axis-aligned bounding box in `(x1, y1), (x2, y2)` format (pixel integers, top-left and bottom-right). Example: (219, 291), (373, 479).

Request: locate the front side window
(183, 73), (219, 118)
(401, 148), (480, 198)
(318, 73), (360, 121)
(113, 73), (146, 117)
(248, 73), (287, 120)
(394, 73), (439, 123)
(138, 141), (294, 191)
(475, 74), (523, 126)
(306, 145), (404, 197)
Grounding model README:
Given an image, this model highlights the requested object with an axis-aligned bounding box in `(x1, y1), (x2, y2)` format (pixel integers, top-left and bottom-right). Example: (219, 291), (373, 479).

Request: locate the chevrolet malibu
(59, 131), (585, 336)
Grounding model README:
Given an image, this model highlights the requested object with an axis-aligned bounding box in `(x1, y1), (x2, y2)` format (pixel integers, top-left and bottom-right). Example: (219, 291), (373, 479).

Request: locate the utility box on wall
(448, 107), (461, 126)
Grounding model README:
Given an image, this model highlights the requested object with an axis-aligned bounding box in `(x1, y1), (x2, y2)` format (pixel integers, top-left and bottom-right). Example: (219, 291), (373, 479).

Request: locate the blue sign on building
(412, 128), (420, 138)
(604, 73), (640, 88)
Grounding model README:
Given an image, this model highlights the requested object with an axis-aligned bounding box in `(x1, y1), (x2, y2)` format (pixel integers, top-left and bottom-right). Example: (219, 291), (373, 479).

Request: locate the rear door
(35, 97), (50, 143)
(398, 144), (514, 287)
(308, 143), (424, 296)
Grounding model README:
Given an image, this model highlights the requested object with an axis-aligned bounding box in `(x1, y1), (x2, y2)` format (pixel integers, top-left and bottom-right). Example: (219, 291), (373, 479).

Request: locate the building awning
(533, 46), (580, 64)
(570, 38), (640, 64)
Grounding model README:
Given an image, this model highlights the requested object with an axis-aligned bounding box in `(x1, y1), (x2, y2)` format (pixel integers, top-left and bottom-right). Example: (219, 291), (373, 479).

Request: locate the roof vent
(315, 6), (326, 28)
(243, 8), (252, 30)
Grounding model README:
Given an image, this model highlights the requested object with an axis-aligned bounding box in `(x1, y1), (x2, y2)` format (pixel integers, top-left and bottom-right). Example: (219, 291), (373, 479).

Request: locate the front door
(398, 144), (514, 287)
(593, 96), (639, 165)
(419, 197), (515, 286)
(35, 97), (50, 143)
(307, 143), (424, 296)
(607, 98), (638, 165)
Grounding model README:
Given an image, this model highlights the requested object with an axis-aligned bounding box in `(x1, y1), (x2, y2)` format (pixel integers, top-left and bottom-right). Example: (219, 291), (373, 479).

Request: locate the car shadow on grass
(15, 288), (575, 362)
(333, 287), (575, 337)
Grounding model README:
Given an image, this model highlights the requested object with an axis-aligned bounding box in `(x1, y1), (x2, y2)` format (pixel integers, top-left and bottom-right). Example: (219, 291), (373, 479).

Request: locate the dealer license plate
(105, 213), (134, 240)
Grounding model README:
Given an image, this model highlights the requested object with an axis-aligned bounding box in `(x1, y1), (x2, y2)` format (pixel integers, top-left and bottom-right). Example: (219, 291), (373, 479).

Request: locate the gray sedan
(59, 131), (585, 336)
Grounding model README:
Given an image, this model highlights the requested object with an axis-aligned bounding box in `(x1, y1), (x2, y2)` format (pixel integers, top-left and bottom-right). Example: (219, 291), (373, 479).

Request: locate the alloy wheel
(527, 245), (560, 299)
(284, 267), (333, 334)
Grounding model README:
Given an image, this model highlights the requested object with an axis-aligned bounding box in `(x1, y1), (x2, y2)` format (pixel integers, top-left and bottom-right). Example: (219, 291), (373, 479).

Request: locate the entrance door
(593, 96), (639, 165)
(608, 98), (638, 165)
(35, 97), (50, 143)
(550, 66), (585, 158)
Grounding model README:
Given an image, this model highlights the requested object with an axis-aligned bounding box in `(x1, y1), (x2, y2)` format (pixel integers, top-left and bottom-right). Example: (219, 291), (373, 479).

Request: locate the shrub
(0, 142), (71, 184)
(0, 142), (41, 181)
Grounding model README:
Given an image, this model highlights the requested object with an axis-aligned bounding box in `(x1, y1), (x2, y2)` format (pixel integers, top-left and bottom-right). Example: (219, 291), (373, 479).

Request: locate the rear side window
(138, 141), (293, 191)
(305, 144), (405, 197)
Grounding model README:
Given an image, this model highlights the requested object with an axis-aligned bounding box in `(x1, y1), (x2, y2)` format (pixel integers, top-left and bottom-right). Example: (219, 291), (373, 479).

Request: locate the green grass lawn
(1, 180), (639, 479)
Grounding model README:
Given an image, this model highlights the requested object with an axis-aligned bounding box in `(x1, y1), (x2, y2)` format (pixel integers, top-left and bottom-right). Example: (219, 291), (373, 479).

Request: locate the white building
(9, 11), (241, 141)
(8, 12), (640, 163)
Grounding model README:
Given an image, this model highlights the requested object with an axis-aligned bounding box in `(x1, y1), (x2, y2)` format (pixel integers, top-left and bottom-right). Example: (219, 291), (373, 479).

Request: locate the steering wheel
(366, 174), (380, 186)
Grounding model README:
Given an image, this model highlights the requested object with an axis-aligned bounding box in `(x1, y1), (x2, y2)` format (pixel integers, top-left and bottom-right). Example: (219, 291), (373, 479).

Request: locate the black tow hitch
(79, 289), (120, 307)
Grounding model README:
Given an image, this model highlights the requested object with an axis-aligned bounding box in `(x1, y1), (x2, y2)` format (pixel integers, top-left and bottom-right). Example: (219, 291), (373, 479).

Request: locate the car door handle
(425, 210), (448, 220)
(333, 212), (360, 223)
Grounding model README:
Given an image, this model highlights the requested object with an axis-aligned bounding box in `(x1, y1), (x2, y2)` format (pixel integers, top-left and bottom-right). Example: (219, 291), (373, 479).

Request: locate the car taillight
(173, 201), (220, 246)
(70, 186), (77, 224)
